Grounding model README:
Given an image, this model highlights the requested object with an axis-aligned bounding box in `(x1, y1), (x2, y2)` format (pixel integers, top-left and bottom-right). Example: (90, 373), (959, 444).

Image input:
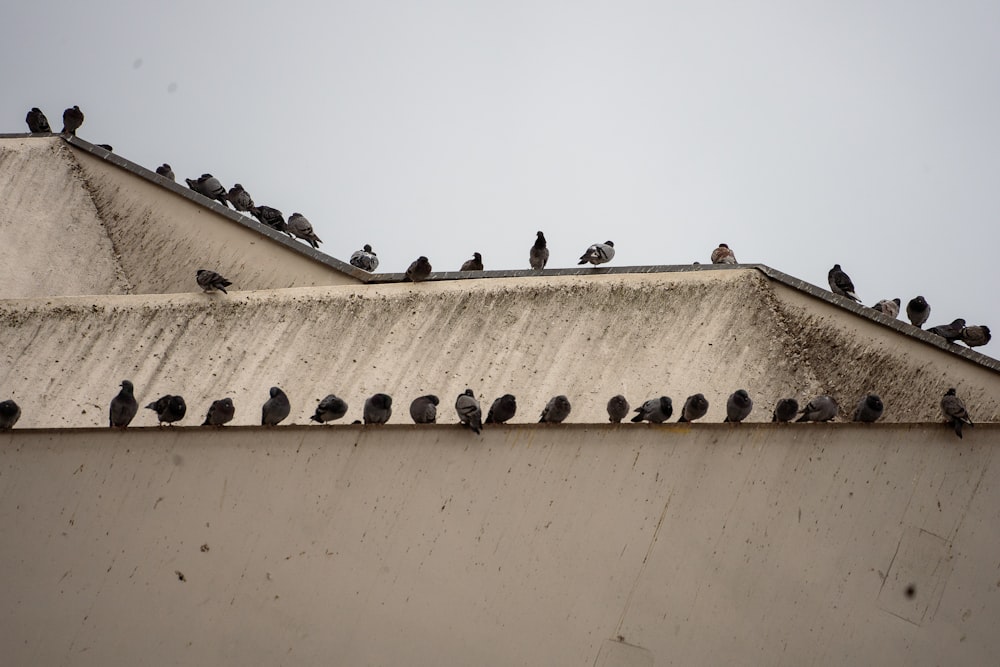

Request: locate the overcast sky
(4, 1), (998, 350)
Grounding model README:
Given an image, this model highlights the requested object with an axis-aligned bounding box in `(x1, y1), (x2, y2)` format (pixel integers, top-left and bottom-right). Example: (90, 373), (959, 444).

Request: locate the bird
(311, 394), (349, 423)
(796, 395), (838, 422)
(828, 264), (860, 302)
(145, 395), (186, 425)
(227, 184), (255, 212)
(261, 387), (291, 426)
(196, 269), (232, 294)
(202, 398), (235, 426)
(409, 395), (439, 424)
(460, 252), (484, 271)
(25, 107), (51, 133)
(287, 213), (322, 248)
(872, 298), (901, 319)
(364, 393), (393, 424)
(927, 318), (966, 343)
(960, 325), (991, 348)
(455, 389), (483, 433)
(350, 245), (379, 272)
(607, 395), (630, 423)
(155, 163), (175, 181)
(771, 398), (799, 423)
(61, 105), (84, 135)
(724, 390), (753, 423)
(250, 206), (287, 233)
(711, 243), (737, 264)
(96, 144), (113, 152)
(539, 395), (572, 423)
(196, 174), (230, 207)
(578, 241), (615, 266)
(0, 400), (21, 430)
(852, 393), (884, 423)
(631, 397), (673, 423)
(678, 393), (709, 423)
(405, 256), (432, 282)
(906, 296), (930, 329)
(940, 388), (973, 439)
(485, 394), (517, 424)
(530, 231), (549, 270)
(109, 380), (139, 428)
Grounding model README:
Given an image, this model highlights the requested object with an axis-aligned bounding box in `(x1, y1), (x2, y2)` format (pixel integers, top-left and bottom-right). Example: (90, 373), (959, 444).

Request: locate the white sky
(4, 1), (998, 350)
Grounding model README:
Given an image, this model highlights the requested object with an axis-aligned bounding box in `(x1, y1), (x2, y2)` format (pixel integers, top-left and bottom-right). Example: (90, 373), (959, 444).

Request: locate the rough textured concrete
(1, 424), (997, 666)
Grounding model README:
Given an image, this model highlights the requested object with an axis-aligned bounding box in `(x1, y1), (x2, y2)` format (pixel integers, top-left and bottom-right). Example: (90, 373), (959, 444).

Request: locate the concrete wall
(1, 424), (997, 666)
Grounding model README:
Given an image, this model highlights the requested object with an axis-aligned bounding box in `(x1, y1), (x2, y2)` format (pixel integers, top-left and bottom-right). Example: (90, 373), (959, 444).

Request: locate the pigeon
(678, 393), (709, 423)
(261, 387), (291, 426)
(145, 395), (186, 425)
(196, 269), (232, 294)
(455, 389), (483, 433)
(872, 298), (901, 319)
(405, 256), (432, 282)
(960, 325), (991, 348)
(711, 243), (737, 264)
(578, 241), (615, 266)
(607, 395), (631, 423)
(906, 296), (930, 329)
(409, 395), (439, 424)
(196, 174), (230, 207)
(96, 144), (113, 152)
(724, 390), (753, 423)
(927, 318), (966, 343)
(350, 245), (379, 272)
(828, 264), (860, 302)
(530, 231), (549, 270)
(0, 400), (21, 430)
(771, 398), (799, 423)
(310, 395), (349, 423)
(250, 206), (287, 233)
(631, 397), (673, 423)
(61, 105), (84, 135)
(364, 393), (393, 424)
(539, 395), (572, 423)
(287, 213), (322, 248)
(460, 252), (484, 272)
(155, 163), (175, 181)
(852, 393), (884, 423)
(485, 394), (517, 424)
(227, 184), (255, 212)
(109, 380), (139, 428)
(202, 398), (235, 426)
(796, 395), (838, 422)
(26, 107), (51, 133)
(940, 388), (973, 439)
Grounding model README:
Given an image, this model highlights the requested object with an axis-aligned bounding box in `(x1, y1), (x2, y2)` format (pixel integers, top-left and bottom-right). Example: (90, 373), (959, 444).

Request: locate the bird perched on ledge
(530, 231), (549, 270)
(828, 264), (860, 302)
(455, 389), (482, 434)
(61, 105), (84, 135)
(409, 395), (439, 424)
(312, 394), (349, 424)
(261, 387), (291, 426)
(196, 269), (232, 294)
(960, 325), (991, 348)
(486, 394), (517, 424)
(678, 393), (709, 423)
(227, 184), (255, 212)
(771, 398), (799, 423)
(906, 296), (930, 328)
(579, 241), (615, 266)
(405, 256), (432, 282)
(0, 399), (22, 430)
(872, 298), (900, 319)
(26, 107), (51, 133)
(155, 163), (175, 181)
(940, 388), (973, 438)
(927, 318), (966, 343)
(250, 205), (287, 233)
(711, 243), (737, 264)
(796, 395), (838, 422)
(109, 380), (139, 428)
(145, 395), (186, 425)
(287, 213), (322, 249)
(606, 395), (630, 423)
(460, 252), (484, 271)
(539, 395), (572, 423)
(350, 245), (379, 272)
(203, 398), (235, 426)
(632, 397), (672, 423)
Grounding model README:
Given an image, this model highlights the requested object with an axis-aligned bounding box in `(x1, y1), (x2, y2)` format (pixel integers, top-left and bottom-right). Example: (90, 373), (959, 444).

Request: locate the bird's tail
(630, 413), (644, 423)
(953, 419), (963, 439)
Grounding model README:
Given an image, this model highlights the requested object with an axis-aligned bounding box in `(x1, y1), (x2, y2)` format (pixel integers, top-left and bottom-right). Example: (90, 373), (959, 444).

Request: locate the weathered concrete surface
(0, 424), (997, 666)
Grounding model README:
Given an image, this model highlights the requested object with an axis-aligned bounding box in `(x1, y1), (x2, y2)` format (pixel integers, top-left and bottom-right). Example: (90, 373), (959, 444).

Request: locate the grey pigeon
(927, 318), (966, 342)
(455, 389), (482, 433)
(155, 163), (175, 181)
(202, 398), (235, 426)
(906, 296), (930, 328)
(196, 269), (232, 294)
(250, 205), (287, 233)
(287, 213), (322, 248)
(109, 380), (139, 427)
(771, 398), (799, 423)
(631, 397), (673, 423)
(872, 298), (901, 319)
(711, 243), (737, 264)
(530, 231), (549, 270)
(485, 394), (517, 424)
(145, 395), (186, 425)
(26, 107), (51, 133)
(578, 241), (615, 266)
(960, 325), (991, 348)
(409, 395), (439, 424)
(350, 245), (379, 272)
(852, 393), (884, 423)
(364, 393), (393, 424)
(311, 394), (349, 423)
(724, 390), (753, 423)
(0, 399), (22, 430)
(941, 388), (973, 439)
(678, 393), (709, 423)
(539, 395), (572, 423)
(196, 174), (230, 207)
(460, 252), (484, 272)
(261, 387), (291, 426)
(828, 264), (860, 302)
(796, 395), (838, 422)
(227, 184), (255, 212)
(607, 395), (630, 423)
(61, 105), (84, 135)
(405, 256), (432, 282)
